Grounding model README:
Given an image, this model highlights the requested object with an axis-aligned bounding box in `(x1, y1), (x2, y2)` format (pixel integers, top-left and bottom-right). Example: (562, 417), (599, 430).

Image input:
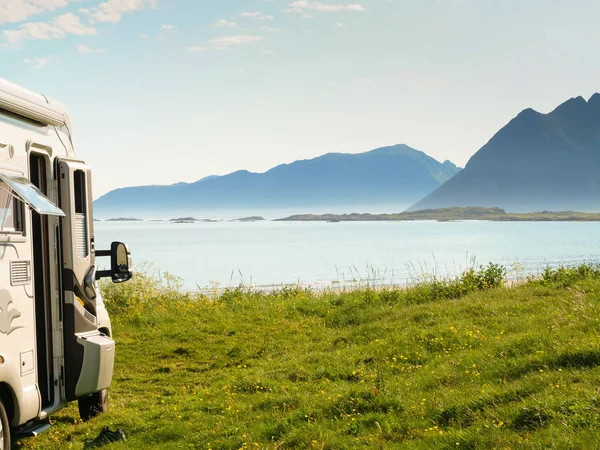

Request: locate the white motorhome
(0, 78), (132, 449)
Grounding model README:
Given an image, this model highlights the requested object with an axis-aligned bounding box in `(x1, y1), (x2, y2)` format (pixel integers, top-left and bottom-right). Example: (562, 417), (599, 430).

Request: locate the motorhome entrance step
(15, 422), (51, 438)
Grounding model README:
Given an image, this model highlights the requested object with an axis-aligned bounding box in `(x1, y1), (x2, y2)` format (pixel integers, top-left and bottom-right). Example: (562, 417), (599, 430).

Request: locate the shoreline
(275, 206), (600, 222)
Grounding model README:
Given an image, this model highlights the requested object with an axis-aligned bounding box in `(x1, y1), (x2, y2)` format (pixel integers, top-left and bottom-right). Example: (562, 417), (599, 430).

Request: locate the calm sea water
(94, 219), (600, 290)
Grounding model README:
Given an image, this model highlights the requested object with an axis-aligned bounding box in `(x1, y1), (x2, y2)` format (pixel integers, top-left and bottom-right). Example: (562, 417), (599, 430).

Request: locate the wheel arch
(0, 382), (16, 426)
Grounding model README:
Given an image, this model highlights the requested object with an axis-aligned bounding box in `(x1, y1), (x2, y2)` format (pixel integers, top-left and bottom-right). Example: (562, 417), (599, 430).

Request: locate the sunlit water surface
(94, 219), (600, 290)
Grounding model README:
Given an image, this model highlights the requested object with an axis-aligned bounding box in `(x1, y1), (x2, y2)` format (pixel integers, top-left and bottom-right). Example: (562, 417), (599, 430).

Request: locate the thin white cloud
(261, 25), (281, 32)
(211, 19), (237, 28)
(0, 0), (81, 25)
(83, 0), (158, 24)
(186, 46), (208, 52)
(284, 1), (366, 13)
(24, 54), (59, 69)
(54, 12), (95, 34)
(0, 2), (39, 24)
(240, 11), (274, 20)
(187, 34), (264, 53)
(162, 24), (178, 31)
(210, 35), (264, 47)
(77, 44), (105, 53)
(4, 12), (96, 43)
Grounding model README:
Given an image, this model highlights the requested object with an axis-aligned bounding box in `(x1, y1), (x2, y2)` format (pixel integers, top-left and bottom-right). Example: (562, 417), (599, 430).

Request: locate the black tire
(0, 399), (10, 450)
(78, 389), (108, 421)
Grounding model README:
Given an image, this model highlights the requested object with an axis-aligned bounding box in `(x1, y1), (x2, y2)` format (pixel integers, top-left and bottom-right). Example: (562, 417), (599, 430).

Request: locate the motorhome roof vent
(10, 260), (31, 286)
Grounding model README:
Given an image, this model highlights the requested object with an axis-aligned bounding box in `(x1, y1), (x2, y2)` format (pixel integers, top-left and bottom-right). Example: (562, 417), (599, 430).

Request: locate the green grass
(17, 264), (600, 449)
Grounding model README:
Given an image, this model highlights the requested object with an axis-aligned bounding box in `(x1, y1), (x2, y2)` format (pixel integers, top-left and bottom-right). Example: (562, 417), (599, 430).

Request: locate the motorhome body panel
(0, 284), (41, 427)
(0, 106), (74, 427)
(0, 116), (50, 426)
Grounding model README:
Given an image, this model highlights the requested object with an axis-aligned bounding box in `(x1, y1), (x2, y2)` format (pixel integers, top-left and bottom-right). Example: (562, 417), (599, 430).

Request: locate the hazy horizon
(93, 203), (416, 220)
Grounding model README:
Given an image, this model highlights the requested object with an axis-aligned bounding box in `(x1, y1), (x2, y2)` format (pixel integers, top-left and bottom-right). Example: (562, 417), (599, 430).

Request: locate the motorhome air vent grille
(10, 260), (31, 286)
(75, 213), (88, 258)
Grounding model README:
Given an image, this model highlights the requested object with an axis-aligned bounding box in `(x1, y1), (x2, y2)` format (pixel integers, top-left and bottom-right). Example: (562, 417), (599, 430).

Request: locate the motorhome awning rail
(0, 171), (65, 216)
(0, 78), (66, 127)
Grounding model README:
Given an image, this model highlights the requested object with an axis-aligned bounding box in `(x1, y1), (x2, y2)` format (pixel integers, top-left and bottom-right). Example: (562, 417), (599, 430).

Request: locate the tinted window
(74, 170), (86, 214)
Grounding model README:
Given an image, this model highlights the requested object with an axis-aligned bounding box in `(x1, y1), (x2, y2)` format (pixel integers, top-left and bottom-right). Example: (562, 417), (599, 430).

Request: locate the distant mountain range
(93, 145), (460, 216)
(95, 93), (600, 217)
(410, 93), (600, 212)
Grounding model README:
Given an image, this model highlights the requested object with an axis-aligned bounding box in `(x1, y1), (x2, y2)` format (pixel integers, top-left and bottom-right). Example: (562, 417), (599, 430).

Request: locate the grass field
(17, 264), (600, 449)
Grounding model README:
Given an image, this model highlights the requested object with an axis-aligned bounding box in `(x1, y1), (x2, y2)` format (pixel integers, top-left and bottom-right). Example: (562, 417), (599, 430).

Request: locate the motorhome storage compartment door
(74, 333), (115, 398)
(0, 171), (65, 216)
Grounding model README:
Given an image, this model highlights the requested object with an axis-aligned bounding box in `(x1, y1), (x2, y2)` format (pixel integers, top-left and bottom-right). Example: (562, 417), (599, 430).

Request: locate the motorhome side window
(74, 169), (86, 214)
(0, 180), (25, 234)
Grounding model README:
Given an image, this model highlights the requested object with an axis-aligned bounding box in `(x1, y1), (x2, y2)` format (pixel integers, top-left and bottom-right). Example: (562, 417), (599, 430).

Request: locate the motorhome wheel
(78, 389), (108, 421)
(0, 399), (10, 450)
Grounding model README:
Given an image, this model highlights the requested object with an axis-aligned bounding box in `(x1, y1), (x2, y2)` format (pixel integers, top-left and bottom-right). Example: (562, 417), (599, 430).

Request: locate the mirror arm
(95, 250), (111, 257)
(95, 270), (112, 280)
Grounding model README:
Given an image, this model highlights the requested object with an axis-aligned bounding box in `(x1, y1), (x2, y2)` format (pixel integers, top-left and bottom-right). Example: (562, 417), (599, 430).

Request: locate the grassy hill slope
(19, 265), (600, 449)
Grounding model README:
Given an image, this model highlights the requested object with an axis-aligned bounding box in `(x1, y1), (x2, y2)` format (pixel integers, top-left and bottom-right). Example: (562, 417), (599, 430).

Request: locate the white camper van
(0, 78), (132, 449)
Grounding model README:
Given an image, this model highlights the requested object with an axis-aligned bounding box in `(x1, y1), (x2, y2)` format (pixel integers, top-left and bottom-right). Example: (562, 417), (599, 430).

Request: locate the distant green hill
(410, 93), (600, 212)
(93, 145), (460, 216)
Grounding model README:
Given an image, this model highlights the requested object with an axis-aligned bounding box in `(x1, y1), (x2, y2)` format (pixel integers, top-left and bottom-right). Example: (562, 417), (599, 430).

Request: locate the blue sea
(94, 218), (600, 290)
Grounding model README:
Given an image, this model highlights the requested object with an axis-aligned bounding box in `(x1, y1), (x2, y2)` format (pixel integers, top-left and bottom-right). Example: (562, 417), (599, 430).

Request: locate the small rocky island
(169, 217), (219, 223)
(232, 216), (266, 222)
(106, 217), (143, 222)
(170, 217), (196, 224)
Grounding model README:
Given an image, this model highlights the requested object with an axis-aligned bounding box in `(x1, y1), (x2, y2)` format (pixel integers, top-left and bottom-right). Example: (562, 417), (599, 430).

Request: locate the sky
(1, 0), (600, 197)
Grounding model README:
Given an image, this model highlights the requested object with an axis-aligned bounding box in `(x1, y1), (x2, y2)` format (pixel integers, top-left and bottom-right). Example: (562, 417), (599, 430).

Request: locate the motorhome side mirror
(111, 242), (132, 283)
(95, 242), (133, 283)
